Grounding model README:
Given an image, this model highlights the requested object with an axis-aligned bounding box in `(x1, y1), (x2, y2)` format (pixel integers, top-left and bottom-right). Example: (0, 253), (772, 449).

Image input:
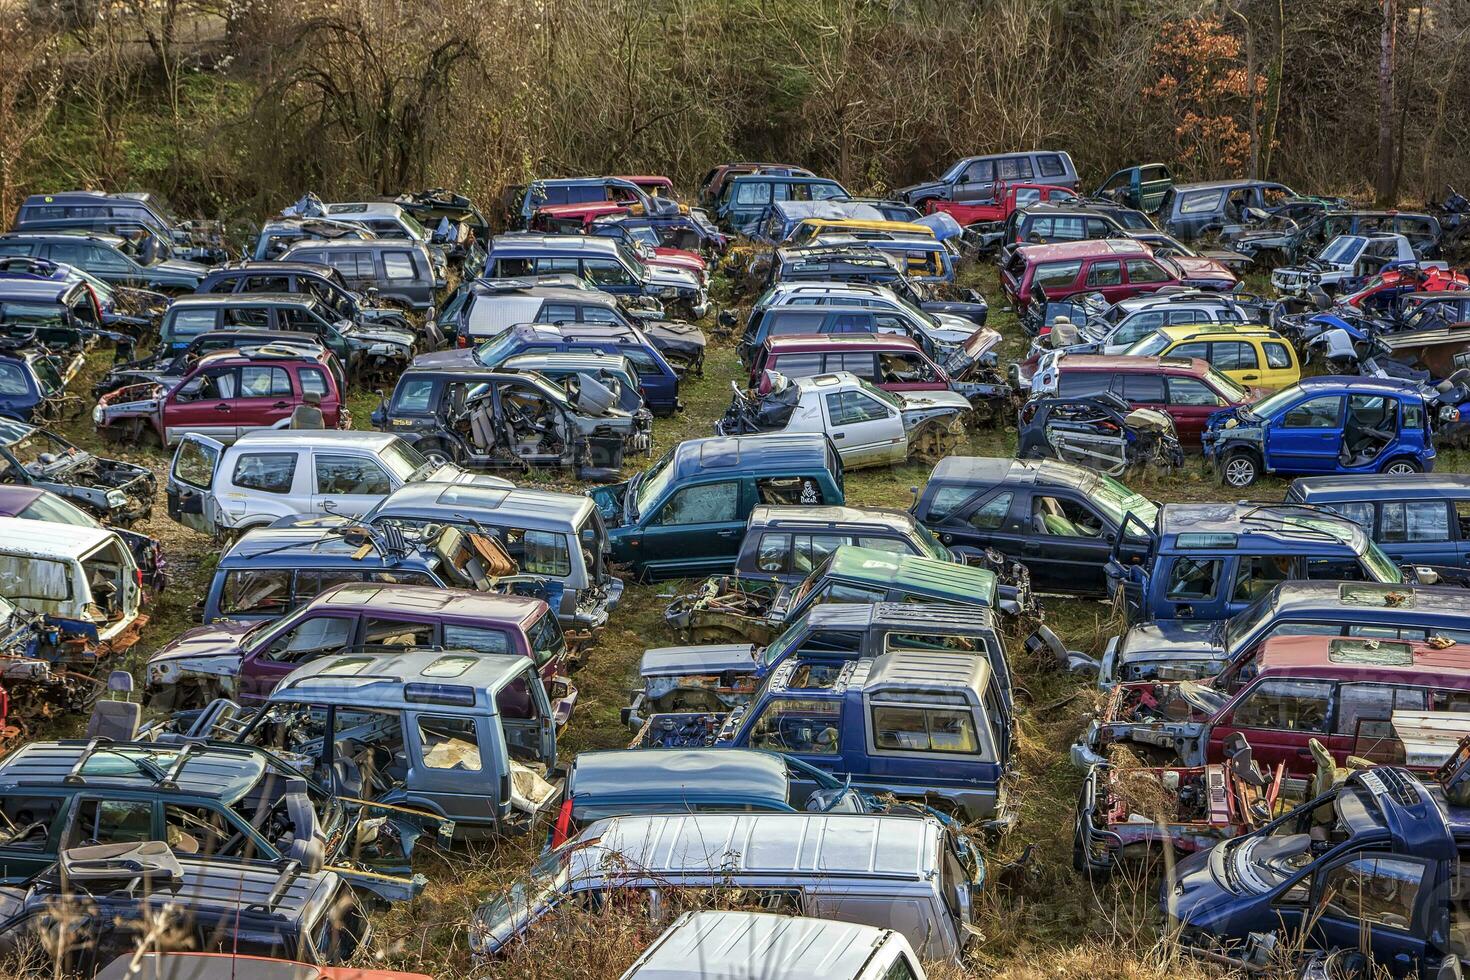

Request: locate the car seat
(279, 782), (326, 872)
(85, 671), (141, 742)
(1033, 498), (1082, 537)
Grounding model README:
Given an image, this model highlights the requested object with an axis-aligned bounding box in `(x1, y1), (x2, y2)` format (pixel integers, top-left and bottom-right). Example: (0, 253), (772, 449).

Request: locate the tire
(1218, 449), (1260, 489)
(417, 440), (458, 467)
(1381, 458), (1421, 476)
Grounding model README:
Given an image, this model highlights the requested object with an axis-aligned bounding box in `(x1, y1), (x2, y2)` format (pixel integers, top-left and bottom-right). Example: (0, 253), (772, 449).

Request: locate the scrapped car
(716, 371), (969, 468)
(1201, 375), (1447, 488)
(1016, 392), (1184, 475)
(0, 842), (370, 973)
(372, 361), (647, 479)
(471, 812), (982, 962)
(195, 259), (416, 333)
(483, 233), (707, 319)
(1123, 326), (1301, 391)
(1077, 633), (1470, 779)
(0, 417), (153, 525)
(14, 190), (228, 264)
(897, 151), (1079, 208)
(250, 216), (376, 261)
(0, 486), (165, 591)
(165, 429), (510, 539)
(192, 648), (562, 840)
(698, 162), (816, 210)
(738, 302), (980, 369)
(95, 952), (433, 980)
(939, 182), (1079, 231)
(717, 174), (851, 236)
(1286, 473), (1470, 569)
(281, 239), (443, 312)
(1107, 501), (1408, 624)
(719, 503), (956, 587)
(92, 328), (337, 400)
(1159, 179), (1322, 241)
(592, 434), (845, 581)
(0, 275), (109, 359)
(627, 600), (1008, 722)
(500, 351), (650, 422)
(1092, 163), (1175, 212)
(0, 739), (451, 905)
(1001, 239), (1237, 313)
(95, 346), (348, 446)
(912, 456), (1158, 596)
(552, 748), (876, 848)
(1270, 233), (1432, 297)
(742, 281), (987, 353)
(0, 230), (207, 293)
(661, 544), (1015, 647)
(632, 641), (1015, 827)
(0, 348), (75, 424)
(144, 582), (575, 723)
(766, 246), (989, 326)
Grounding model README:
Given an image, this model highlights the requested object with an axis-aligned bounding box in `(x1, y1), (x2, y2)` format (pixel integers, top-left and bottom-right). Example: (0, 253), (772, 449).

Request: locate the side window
(1121, 374), (1166, 403)
(70, 799), (153, 847)
(169, 309), (219, 338)
(502, 528), (572, 577)
(883, 955), (922, 980)
(746, 698), (841, 755)
(0, 795), (64, 851)
(755, 533), (792, 574)
(175, 368), (237, 402)
(362, 617), (435, 648)
(966, 492), (1012, 531)
(1282, 396), (1343, 428)
(393, 378), (436, 413)
(1264, 342), (1293, 370)
(314, 455), (391, 496)
(1166, 558), (1222, 601)
(164, 804), (242, 858)
(1084, 218), (1112, 238)
(654, 481), (741, 525)
(1335, 683), (1425, 738)
(1031, 496), (1103, 537)
(292, 569), (361, 605)
(417, 715), (482, 771)
(815, 582), (887, 604)
(734, 182), (771, 205)
(1230, 679), (1334, 733)
(1320, 856), (1424, 931)
(537, 303), (578, 323)
(1211, 342), (1258, 372)
(1085, 261), (1122, 287)
(829, 352), (876, 375)
(1168, 377), (1225, 407)
(441, 624), (512, 655)
(1037, 154), (1066, 178)
(1404, 401), (1425, 431)
(996, 156), (1034, 181)
(1381, 501), (1450, 543)
(299, 368), (330, 398)
(1457, 501), (1470, 541)
(791, 533), (845, 576)
(382, 252), (417, 280)
(878, 353), (936, 384)
(1326, 501), (1376, 530)
(961, 159), (994, 183)
(925, 486), (973, 521)
(825, 390), (890, 425)
(264, 615), (356, 664)
(1171, 342), (1209, 360)
(583, 259), (635, 287)
(222, 307), (271, 329)
(1125, 258), (1171, 284)
(756, 476), (825, 506)
(221, 569), (293, 616)
(1031, 261), (1083, 288)
(1231, 555), (1294, 603)
(238, 366), (293, 399)
(768, 353), (822, 377)
(857, 535), (912, 556)
(872, 703), (981, 754)
(231, 453), (296, 494)
(1057, 372), (1113, 398)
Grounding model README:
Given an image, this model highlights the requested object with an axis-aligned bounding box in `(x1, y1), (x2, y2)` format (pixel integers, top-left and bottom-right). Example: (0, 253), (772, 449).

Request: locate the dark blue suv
(1286, 473), (1470, 570)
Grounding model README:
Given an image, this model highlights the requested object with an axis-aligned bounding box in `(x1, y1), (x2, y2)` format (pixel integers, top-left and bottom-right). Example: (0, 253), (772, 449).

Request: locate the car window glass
(537, 303), (578, 324)
(221, 568), (292, 617)
(169, 309), (219, 338)
(1057, 372), (1113, 398)
(1168, 377), (1224, 406)
(1212, 341), (1258, 372)
(1335, 684), (1425, 738)
(1125, 258), (1171, 283)
(533, 257), (579, 274)
(163, 804), (239, 858)
(1326, 501), (1375, 531)
(222, 307), (271, 328)
(747, 697), (841, 755)
(1382, 501), (1450, 542)
(293, 569), (362, 606)
(393, 378), (435, 413)
(239, 366), (292, 398)
(1264, 342), (1293, 370)
(1231, 555), (1294, 603)
(0, 796), (63, 851)
(1121, 374), (1166, 402)
(1085, 261), (1122, 287)
(1084, 218), (1112, 238)
(734, 182), (770, 205)
(1032, 261), (1082, 288)
(584, 259), (635, 287)
(878, 353), (935, 384)
(872, 704), (980, 754)
(264, 615), (355, 664)
(231, 452), (296, 494)
(756, 476), (824, 505)
(857, 535), (911, 556)
(1171, 341), (1209, 360)
(997, 157), (1034, 181)
(825, 390), (889, 425)
(829, 352), (876, 375)
(792, 534), (846, 576)
(71, 799), (152, 847)
(810, 183), (846, 201)
(769, 353), (822, 377)
(1457, 502), (1470, 540)
(442, 624), (512, 655)
(967, 492), (1012, 531)
(654, 481), (740, 525)
(502, 528), (571, 577)
(1404, 401), (1424, 430)
(383, 252), (416, 280)
(1282, 396), (1342, 428)
(1166, 558), (1221, 600)
(755, 533), (792, 574)
(827, 312), (871, 333)
(884, 956), (921, 980)
(1231, 679), (1334, 732)
(175, 368), (237, 402)
(315, 455), (391, 496)
(362, 617), (434, 648)
(962, 159), (994, 183)
(1321, 856), (1423, 931)
(1031, 496), (1103, 537)
(925, 485), (973, 521)
(417, 715), (482, 771)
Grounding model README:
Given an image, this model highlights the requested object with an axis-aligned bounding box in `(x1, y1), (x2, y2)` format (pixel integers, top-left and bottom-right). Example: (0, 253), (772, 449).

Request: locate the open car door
(165, 433), (224, 534)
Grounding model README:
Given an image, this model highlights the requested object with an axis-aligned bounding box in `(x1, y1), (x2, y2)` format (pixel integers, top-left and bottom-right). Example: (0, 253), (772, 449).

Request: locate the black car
(13, 190), (228, 263)
(912, 456), (1156, 596)
(0, 231), (205, 293)
(196, 260), (414, 332)
(0, 842), (370, 975)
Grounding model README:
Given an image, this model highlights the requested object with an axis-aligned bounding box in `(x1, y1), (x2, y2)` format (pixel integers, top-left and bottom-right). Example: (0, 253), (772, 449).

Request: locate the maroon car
(1001, 239), (1238, 312)
(143, 582), (576, 723)
(1039, 355), (1262, 447)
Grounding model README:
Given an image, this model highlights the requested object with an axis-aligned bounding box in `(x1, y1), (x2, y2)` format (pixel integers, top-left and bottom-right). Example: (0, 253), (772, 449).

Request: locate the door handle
(832, 433), (845, 440)
(716, 529), (739, 538)
(214, 404), (232, 412)
(1296, 748), (1313, 757)
(272, 401), (289, 409)
(1240, 375), (1259, 381)
(1022, 542), (1040, 554)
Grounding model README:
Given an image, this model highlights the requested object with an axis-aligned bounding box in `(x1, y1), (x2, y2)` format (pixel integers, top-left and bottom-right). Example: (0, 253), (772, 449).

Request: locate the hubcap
(424, 452), (450, 467)
(1388, 462), (1414, 475)
(1225, 458), (1255, 486)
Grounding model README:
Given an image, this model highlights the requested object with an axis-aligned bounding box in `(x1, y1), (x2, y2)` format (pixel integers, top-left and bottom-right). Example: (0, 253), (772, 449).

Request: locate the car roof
(218, 527), (435, 566)
(375, 482), (594, 529)
(0, 485), (48, 513)
(769, 201), (883, 223)
(230, 430), (404, 452)
(168, 293), (319, 308)
(765, 333), (921, 353)
(626, 911), (896, 980)
(748, 503), (918, 533)
(2, 229), (128, 246)
(193, 346), (328, 369)
(668, 434), (833, 481)
(489, 233), (621, 255)
(1017, 238), (1150, 261)
(501, 351), (635, 374)
(308, 581), (543, 622)
(0, 515), (117, 556)
(859, 644), (992, 698)
(471, 282), (618, 307)
(206, 260), (338, 277)
(1149, 324), (1278, 342)
(567, 813), (941, 884)
(94, 952), (349, 980)
(1159, 502), (1367, 551)
(282, 238), (402, 252)
(824, 545), (997, 602)
(1295, 374), (1422, 395)
(323, 201), (408, 219)
(571, 749), (791, 805)
(1256, 633), (1470, 677)
(0, 740), (266, 804)
(0, 278), (74, 303)
(1058, 354), (1208, 376)
(928, 455), (1098, 490)
(798, 601), (996, 634)
(1289, 473), (1470, 502)
(1266, 581), (1470, 619)
(274, 647), (533, 706)
(1172, 179), (1289, 192)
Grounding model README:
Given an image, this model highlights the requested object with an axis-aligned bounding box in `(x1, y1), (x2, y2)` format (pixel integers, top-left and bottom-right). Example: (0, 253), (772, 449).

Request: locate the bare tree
(0, 14), (61, 218)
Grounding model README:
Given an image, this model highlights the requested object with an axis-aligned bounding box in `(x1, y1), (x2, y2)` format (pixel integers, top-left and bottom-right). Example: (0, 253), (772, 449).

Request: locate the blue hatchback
(1202, 375), (1438, 489)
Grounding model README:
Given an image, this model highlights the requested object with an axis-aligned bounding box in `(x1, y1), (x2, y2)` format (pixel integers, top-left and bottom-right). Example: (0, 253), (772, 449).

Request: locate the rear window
(0, 555), (71, 601)
(1037, 154), (1066, 178)
(1058, 371), (1114, 398)
(1032, 261), (1082, 288)
(1179, 190), (1224, 215)
(168, 309), (217, 338)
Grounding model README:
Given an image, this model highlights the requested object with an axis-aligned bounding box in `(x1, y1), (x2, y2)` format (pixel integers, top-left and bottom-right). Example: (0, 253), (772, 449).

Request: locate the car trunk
(79, 537), (141, 642)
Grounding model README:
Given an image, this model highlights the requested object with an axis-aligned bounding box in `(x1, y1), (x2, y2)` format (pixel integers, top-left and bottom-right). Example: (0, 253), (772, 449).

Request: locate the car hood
(1163, 846), (1241, 931)
(149, 620), (254, 666)
(640, 319), (707, 353)
(645, 266), (701, 291)
(151, 258), (208, 277)
(412, 348), (477, 369)
(929, 312), (981, 344)
(896, 179), (947, 200)
(1115, 620), (1226, 669)
(342, 322), (416, 348)
(1172, 256), (1236, 281)
(639, 643), (757, 677)
(589, 481), (629, 527)
(897, 389), (972, 415)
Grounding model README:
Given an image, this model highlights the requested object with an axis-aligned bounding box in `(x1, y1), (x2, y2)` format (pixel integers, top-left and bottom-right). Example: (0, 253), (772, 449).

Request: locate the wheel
(910, 419), (960, 464)
(1381, 458), (1421, 476)
(1219, 449), (1260, 489)
(417, 440), (458, 467)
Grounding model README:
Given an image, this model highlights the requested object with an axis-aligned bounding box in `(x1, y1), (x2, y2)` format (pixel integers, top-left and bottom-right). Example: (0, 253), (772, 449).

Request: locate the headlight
(106, 489), (129, 508)
(1442, 404), (1460, 423)
(660, 287), (678, 300)
(149, 661), (173, 681)
(91, 406), (103, 425)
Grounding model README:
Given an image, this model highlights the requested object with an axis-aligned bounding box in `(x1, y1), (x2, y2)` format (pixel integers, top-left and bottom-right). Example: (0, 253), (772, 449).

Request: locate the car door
(1123, 257), (1174, 299)
(1306, 850), (1432, 967)
(952, 158), (995, 203)
(1165, 375), (1228, 447)
(1023, 491), (1117, 593)
(1206, 677), (1336, 773)
(1267, 394), (1345, 473)
(1117, 371), (1167, 420)
(1106, 310), (1166, 354)
(0, 793), (68, 881)
(822, 388), (902, 465)
(240, 612), (359, 700)
(1377, 499), (1458, 566)
(311, 451), (394, 519)
(162, 366), (239, 443)
(166, 434), (225, 533)
(234, 364), (297, 436)
(1258, 339), (1299, 389)
(640, 478), (747, 577)
(1209, 340), (1263, 387)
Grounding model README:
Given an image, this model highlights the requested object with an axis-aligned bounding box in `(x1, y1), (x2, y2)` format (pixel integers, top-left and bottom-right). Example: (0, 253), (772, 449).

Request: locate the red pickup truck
(926, 182), (1078, 226)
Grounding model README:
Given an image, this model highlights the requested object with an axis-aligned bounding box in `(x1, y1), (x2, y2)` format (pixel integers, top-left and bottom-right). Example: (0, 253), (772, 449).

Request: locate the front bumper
(1070, 721), (1107, 769)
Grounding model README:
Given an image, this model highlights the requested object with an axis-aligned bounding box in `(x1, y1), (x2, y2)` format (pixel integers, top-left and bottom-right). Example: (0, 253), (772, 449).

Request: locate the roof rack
(1234, 502), (1357, 544)
(253, 858), (301, 912)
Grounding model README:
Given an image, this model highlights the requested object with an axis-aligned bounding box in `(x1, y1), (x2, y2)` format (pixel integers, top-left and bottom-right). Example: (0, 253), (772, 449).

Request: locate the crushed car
(1017, 391), (1183, 475)
(0, 417), (152, 526)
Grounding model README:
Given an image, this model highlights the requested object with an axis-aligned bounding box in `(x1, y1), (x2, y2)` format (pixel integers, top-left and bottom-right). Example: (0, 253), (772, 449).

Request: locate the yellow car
(787, 217), (937, 246)
(1124, 324), (1301, 389)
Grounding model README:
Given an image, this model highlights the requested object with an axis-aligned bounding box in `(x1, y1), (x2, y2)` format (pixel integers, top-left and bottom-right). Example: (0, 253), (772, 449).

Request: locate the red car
(1340, 264), (1470, 312)
(752, 333), (957, 396)
(94, 346), (347, 446)
(925, 182), (1077, 226)
(1001, 239), (1238, 312)
(1040, 354), (1262, 446)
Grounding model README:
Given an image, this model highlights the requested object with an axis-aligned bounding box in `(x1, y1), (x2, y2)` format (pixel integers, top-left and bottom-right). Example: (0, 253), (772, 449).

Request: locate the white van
(470, 812), (983, 963)
(622, 912), (928, 980)
(164, 430), (511, 538)
(0, 517), (144, 648)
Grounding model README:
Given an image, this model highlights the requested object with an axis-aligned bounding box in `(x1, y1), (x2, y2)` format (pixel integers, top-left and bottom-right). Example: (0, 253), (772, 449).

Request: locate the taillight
(551, 798), (573, 849)
(1039, 324), (1051, 337)
(457, 335), (469, 348)
(134, 568), (144, 589)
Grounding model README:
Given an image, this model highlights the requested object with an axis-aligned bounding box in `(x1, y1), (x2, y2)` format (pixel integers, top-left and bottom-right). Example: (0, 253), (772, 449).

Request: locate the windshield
(893, 294), (940, 328)
(761, 618), (807, 667)
(1321, 236), (1366, 263)
(782, 555), (836, 617)
(1205, 366), (1250, 401)
(476, 848), (570, 953)
(910, 519), (952, 560)
(612, 242), (648, 279)
(633, 448), (678, 519)
(16, 492), (96, 527)
(400, 212), (430, 241)
(1362, 538), (1405, 584)
(381, 440), (430, 481)
(1085, 474), (1158, 535)
(1245, 384), (1303, 419)
(473, 331), (522, 369)
(1125, 331), (1172, 358)
(865, 382), (902, 410)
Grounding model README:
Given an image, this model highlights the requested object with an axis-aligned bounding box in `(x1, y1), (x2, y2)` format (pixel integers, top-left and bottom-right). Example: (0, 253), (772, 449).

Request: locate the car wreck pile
(0, 157), (1468, 979)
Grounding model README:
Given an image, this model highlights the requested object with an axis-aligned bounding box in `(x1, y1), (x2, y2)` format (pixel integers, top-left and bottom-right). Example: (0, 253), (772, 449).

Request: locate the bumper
(1070, 721), (1106, 769)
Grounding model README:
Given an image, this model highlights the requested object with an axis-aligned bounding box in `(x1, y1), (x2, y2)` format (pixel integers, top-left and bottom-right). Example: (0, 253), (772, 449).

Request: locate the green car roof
(825, 545), (997, 605)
